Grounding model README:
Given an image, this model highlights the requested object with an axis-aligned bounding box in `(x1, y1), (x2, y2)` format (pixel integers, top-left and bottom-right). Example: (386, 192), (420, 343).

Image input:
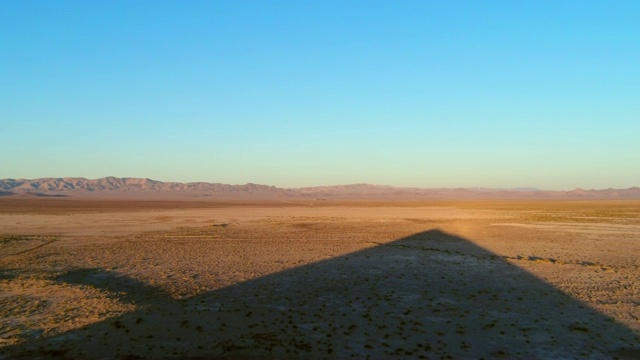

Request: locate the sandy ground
(0, 198), (638, 359)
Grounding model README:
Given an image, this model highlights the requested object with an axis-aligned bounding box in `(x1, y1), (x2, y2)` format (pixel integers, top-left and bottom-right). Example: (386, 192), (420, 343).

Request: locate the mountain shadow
(1, 230), (638, 359)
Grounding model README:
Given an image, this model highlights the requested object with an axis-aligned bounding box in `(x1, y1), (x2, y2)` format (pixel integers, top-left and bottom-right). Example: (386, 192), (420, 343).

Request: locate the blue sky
(1, 1), (638, 189)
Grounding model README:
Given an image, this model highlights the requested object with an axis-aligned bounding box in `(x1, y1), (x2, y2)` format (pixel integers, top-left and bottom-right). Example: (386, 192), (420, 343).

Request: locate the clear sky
(1, 1), (638, 190)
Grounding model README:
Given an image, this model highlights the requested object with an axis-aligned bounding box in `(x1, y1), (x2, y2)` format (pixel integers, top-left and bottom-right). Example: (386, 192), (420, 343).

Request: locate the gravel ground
(0, 199), (638, 359)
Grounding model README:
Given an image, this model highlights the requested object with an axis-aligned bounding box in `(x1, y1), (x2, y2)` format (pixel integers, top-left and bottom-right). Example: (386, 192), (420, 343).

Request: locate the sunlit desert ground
(0, 198), (638, 359)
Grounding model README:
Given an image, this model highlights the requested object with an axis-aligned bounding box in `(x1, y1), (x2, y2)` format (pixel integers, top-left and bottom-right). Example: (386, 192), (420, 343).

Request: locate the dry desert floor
(0, 198), (639, 359)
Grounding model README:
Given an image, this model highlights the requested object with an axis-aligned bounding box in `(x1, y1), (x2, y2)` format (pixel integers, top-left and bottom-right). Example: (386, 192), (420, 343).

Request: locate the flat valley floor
(0, 198), (638, 359)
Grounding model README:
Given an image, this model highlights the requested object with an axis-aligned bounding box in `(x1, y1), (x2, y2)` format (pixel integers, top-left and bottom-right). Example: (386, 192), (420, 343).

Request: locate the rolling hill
(1, 177), (639, 199)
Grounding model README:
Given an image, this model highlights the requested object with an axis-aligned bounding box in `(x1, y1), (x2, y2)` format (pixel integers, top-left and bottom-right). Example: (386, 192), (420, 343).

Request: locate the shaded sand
(0, 199), (639, 359)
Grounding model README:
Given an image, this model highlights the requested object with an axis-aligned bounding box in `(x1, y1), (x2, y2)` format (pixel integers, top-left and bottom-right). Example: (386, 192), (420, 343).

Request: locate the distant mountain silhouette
(1, 177), (640, 199)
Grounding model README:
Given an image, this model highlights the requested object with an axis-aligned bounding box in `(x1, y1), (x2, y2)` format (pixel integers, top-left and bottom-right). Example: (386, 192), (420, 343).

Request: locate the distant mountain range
(1, 177), (640, 200)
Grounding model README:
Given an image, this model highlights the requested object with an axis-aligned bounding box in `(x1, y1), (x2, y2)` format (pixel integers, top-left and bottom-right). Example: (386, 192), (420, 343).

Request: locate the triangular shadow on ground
(2, 229), (639, 359)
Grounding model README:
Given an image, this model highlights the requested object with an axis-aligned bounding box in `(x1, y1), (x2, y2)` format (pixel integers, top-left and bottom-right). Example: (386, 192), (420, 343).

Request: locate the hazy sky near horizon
(1, 1), (639, 190)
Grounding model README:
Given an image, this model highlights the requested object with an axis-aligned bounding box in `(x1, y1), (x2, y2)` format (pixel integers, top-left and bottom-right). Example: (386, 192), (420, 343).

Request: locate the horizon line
(1, 176), (639, 193)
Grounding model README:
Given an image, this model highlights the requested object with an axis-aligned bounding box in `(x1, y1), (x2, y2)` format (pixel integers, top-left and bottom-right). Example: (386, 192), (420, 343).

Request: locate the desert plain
(0, 198), (638, 359)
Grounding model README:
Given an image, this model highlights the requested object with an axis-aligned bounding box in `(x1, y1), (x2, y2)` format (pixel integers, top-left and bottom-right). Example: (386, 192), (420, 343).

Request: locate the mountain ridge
(1, 177), (640, 199)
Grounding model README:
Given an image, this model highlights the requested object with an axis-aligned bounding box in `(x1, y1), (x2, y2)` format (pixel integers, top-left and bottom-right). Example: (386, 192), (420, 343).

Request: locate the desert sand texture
(0, 198), (639, 359)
